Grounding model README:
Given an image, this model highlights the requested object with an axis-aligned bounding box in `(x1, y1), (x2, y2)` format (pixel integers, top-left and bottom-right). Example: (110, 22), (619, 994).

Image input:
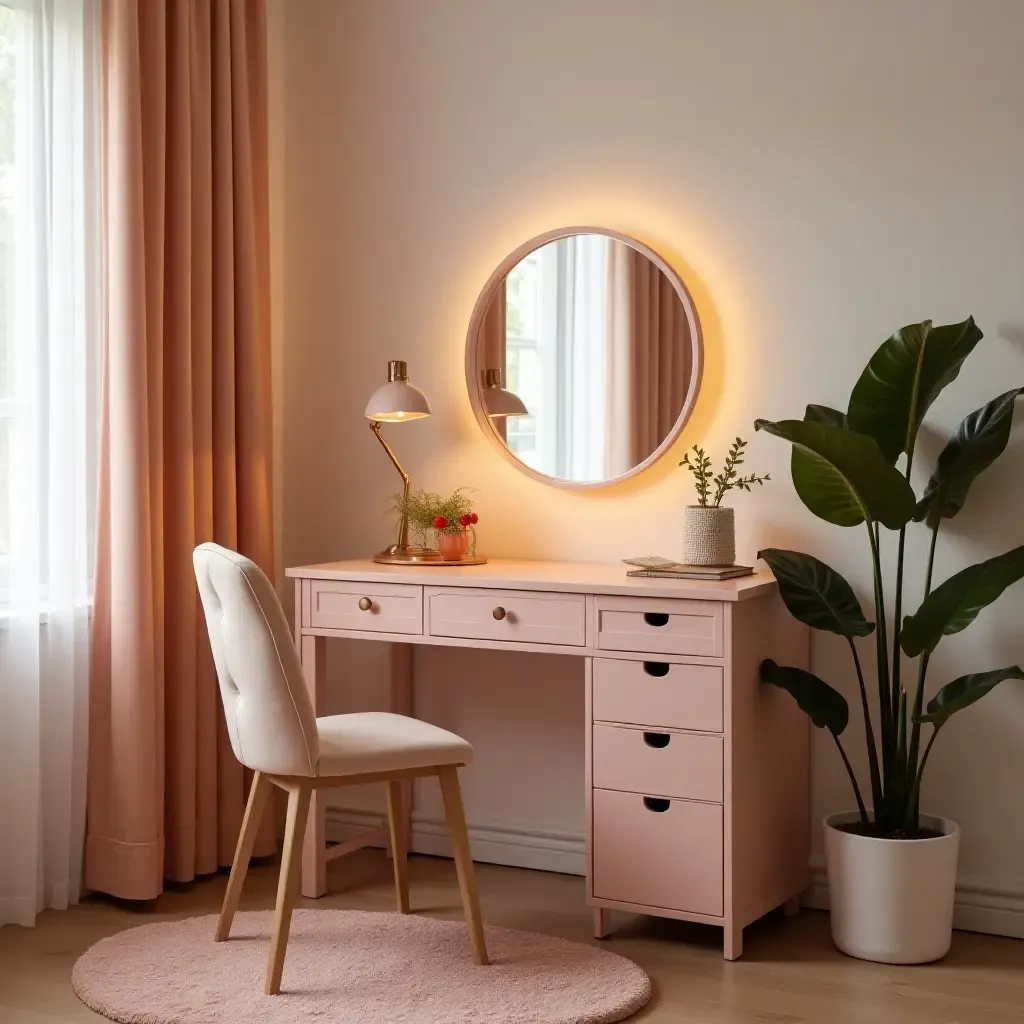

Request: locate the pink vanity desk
(286, 558), (810, 959)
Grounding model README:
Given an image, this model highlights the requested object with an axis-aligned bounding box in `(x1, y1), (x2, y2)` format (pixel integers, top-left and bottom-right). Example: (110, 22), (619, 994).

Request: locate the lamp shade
(365, 360), (432, 422)
(480, 367), (528, 418)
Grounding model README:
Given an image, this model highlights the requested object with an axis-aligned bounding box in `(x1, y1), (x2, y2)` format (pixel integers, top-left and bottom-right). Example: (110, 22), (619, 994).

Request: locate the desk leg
(299, 629), (327, 898)
(388, 642), (414, 859)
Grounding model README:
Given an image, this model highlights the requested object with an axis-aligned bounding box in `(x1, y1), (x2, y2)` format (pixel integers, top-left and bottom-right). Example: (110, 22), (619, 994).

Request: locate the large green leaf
(914, 388), (1023, 528)
(760, 659), (849, 734)
(915, 666), (1024, 729)
(847, 317), (983, 462)
(792, 406), (850, 513)
(755, 418), (916, 528)
(900, 545), (1024, 656)
(804, 404), (848, 428)
(758, 548), (874, 637)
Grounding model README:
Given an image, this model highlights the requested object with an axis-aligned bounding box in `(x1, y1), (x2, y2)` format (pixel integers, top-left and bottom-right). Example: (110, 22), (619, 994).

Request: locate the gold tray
(372, 554), (488, 567)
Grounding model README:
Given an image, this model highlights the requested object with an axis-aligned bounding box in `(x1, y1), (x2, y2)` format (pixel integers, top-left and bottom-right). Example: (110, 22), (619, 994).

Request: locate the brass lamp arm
(370, 420), (411, 551)
(370, 420), (410, 486)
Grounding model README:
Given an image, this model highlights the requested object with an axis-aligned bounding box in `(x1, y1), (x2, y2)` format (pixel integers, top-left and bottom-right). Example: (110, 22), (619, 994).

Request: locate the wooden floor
(1, 849), (1022, 1023)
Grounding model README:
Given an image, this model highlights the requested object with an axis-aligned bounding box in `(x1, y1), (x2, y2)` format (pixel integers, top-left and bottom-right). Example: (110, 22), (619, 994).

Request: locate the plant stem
(889, 450), (915, 819)
(905, 727), (940, 829)
(847, 638), (883, 815)
(893, 686), (908, 821)
(865, 521), (891, 830)
(892, 527), (907, 744)
(923, 521), (939, 594)
(832, 733), (869, 825)
(905, 522), (940, 831)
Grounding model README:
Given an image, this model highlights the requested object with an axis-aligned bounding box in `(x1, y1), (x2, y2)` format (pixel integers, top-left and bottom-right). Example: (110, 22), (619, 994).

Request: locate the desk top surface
(286, 558), (776, 602)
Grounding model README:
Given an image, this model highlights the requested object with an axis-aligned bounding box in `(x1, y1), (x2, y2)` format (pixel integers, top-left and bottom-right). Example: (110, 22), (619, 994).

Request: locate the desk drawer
(426, 587), (586, 647)
(592, 658), (723, 732)
(592, 788), (723, 917)
(309, 581), (423, 634)
(595, 596), (723, 657)
(592, 724), (723, 803)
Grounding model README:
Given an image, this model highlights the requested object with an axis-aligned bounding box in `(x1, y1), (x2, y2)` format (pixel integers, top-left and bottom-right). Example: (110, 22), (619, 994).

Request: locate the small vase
(681, 506), (735, 566)
(437, 530), (469, 561)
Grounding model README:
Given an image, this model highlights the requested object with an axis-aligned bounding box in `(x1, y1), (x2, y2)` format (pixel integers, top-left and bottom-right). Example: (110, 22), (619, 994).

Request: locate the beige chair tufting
(192, 542), (488, 995)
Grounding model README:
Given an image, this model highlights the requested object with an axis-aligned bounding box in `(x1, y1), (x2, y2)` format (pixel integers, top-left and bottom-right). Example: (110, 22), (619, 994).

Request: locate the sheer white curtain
(0, 0), (98, 927)
(564, 234), (609, 480)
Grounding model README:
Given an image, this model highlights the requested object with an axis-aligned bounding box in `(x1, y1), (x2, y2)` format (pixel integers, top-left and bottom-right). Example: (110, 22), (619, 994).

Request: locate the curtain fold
(605, 241), (691, 478)
(85, 0), (275, 901)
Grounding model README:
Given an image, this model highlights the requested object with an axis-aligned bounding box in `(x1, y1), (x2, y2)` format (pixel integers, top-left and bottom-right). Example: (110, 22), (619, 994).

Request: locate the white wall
(275, 0), (1024, 933)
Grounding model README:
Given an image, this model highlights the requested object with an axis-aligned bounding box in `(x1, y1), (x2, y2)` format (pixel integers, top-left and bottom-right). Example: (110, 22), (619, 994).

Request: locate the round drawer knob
(492, 606), (506, 620)
(358, 597), (372, 611)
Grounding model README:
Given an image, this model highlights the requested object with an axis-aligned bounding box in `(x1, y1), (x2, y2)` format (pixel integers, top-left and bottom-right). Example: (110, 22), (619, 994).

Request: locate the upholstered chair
(192, 542), (487, 994)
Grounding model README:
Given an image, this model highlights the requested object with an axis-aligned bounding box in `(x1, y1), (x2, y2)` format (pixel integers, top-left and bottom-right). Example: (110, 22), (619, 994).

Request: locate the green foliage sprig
(679, 438), (770, 507)
(387, 487), (476, 544)
(755, 317), (1024, 839)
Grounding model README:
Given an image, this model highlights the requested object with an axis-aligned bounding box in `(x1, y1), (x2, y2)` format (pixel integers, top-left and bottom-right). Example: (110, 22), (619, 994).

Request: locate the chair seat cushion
(315, 712), (472, 777)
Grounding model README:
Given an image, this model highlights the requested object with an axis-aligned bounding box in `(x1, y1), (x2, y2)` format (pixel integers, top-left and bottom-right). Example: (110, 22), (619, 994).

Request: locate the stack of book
(622, 556), (754, 581)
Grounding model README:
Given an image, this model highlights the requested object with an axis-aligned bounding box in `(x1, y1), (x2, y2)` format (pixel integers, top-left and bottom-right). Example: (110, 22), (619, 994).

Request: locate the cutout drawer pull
(643, 731), (671, 749)
(643, 797), (670, 813)
(358, 597), (372, 611)
(643, 661), (670, 677)
(492, 606), (507, 620)
(643, 612), (669, 627)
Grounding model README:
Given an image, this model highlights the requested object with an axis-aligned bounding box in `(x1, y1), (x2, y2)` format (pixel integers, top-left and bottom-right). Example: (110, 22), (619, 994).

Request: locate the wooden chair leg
(266, 783), (312, 995)
(438, 766), (488, 966)
(386, 780), (411, 913)
(216, 771), (271, 942)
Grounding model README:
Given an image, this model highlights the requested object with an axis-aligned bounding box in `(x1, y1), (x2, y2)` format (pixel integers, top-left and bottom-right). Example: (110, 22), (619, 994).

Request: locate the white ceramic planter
(824, 810), (960, 964)
(681, 506), (735, 566)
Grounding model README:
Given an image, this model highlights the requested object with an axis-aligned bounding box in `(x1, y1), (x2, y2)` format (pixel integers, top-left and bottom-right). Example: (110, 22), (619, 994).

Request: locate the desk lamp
(365, 360), (440, 564)
(480, 368), (528, 417)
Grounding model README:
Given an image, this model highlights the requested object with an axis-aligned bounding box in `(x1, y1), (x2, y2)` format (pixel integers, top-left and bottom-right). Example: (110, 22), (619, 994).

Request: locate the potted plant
(755, 316), (1023, 964)
(678, 438), (769, 565)
(387, 487), (479, 561)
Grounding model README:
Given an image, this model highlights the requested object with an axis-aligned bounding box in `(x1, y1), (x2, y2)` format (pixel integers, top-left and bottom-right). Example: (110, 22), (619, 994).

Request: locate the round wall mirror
(466, 227), (703, 487)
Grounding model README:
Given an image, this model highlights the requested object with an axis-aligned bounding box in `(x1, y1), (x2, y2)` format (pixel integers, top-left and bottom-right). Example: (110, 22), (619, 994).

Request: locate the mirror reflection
(471, 231), (701, 485)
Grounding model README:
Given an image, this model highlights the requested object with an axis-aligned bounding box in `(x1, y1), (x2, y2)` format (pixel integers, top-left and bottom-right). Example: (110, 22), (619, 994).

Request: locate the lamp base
(373, 545), (445, 564)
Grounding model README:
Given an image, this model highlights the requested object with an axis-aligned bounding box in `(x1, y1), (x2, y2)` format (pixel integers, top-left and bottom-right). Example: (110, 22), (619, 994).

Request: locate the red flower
(432, 516), (448, 529)
(469, 512), (479, 524)
(459, 514), (472, 527)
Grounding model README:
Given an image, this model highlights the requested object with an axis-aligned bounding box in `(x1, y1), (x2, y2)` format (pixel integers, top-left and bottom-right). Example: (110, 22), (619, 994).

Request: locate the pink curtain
(85, 0), (275, 900)
(605, 241), (692, 477)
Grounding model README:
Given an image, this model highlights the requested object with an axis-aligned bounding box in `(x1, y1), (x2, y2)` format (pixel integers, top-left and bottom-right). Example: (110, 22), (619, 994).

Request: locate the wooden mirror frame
(465, 226), (704, 489)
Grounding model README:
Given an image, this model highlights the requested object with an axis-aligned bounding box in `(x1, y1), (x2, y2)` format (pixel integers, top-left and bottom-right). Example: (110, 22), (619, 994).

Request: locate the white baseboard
(807, 865), (1024, 940)
(327, 809), (1024, 940)
(325, 807), (586, 876)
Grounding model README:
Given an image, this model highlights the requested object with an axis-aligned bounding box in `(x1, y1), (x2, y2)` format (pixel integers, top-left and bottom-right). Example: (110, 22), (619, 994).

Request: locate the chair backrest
(193, 542), (319, 777)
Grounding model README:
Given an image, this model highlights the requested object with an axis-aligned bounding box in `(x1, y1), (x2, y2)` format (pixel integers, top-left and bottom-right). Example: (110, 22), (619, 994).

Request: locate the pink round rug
(72, 910), (652, 1024)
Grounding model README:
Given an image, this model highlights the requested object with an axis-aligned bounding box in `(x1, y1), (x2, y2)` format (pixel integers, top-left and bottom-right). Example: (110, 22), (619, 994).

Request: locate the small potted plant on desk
(755, 316), (1023, 964)
(387, 487), (479, 561)
(679, 438), (770, 565)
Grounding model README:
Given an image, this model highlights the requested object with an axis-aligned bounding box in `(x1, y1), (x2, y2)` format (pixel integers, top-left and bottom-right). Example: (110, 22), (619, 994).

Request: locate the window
(504, 235), (611, 480)
(0, 0), (97, 606)
(503, 250), (541, 460)
(0, 3), (18, 570)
